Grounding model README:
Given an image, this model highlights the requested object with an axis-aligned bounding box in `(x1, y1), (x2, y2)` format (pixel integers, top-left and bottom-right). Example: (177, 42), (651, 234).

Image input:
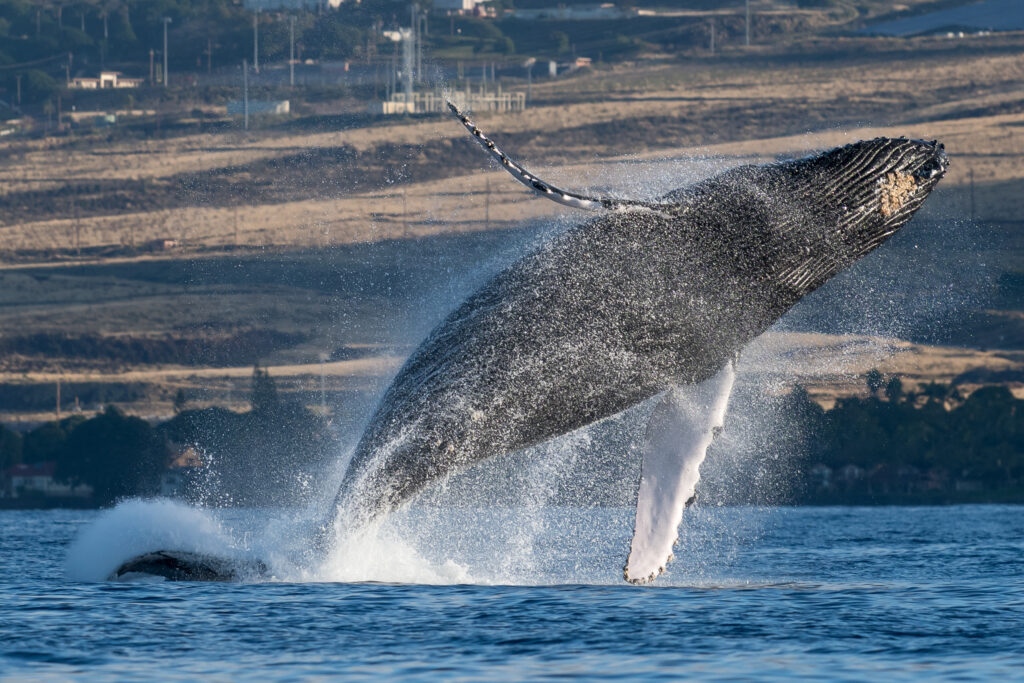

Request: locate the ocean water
(2, 504), (1022, 681)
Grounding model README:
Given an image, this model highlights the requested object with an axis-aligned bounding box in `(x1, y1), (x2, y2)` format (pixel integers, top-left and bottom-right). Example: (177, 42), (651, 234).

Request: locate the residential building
(69, 71), (144, 89)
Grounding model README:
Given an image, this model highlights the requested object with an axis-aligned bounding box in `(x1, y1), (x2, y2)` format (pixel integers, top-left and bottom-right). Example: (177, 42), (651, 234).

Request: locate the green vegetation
(2, 365), (332, 507)
(56, 406), (168, 505)
(786, 373), (1024, 503)
(2, 368), (1021, 507)
(0, 0), (406, 107)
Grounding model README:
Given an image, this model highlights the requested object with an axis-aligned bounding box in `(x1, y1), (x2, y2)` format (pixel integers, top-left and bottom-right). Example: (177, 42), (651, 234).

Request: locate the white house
(69, 71), (144, 89)
(3, 462), (93, 499)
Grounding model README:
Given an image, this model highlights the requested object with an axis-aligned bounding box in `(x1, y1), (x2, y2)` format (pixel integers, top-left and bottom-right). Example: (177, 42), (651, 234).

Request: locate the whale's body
(331, 123), (948, 582)
(338, 163), (857, 514)
(110, 110), (948, 583)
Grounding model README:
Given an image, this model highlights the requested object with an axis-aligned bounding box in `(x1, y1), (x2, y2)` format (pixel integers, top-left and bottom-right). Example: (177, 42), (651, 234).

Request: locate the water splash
(64, 499), (243, 582)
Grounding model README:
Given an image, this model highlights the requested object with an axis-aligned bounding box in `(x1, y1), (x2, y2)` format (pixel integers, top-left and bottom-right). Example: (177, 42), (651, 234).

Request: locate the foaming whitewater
(65, 499), (246, 582)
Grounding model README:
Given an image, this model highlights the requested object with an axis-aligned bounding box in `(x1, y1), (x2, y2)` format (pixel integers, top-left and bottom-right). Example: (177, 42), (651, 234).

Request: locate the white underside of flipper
(624, 362), (735, 585)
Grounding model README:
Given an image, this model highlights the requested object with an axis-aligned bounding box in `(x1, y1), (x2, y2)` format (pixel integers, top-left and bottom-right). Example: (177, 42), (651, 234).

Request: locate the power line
(0, 53), (69, 71)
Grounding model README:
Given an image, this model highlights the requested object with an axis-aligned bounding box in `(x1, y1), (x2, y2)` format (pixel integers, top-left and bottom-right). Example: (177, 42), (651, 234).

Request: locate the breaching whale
(326, 104), (948, 583)
(112, 104), (948, 583)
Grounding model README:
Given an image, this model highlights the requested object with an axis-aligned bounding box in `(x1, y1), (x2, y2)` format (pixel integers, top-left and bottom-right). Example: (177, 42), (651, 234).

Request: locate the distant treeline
(1, 365), (333, 507)
(1, 0), (401, 104)
(1, 367), (1021, 508)
(784, 372), (1024, 503)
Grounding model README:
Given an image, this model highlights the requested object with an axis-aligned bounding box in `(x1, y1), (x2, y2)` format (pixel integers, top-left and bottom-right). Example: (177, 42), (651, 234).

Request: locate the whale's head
(797, 137), (949, 259)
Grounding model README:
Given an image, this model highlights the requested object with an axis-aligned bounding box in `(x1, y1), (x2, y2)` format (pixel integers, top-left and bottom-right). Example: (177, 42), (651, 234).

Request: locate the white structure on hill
(69, 71), (144, 89)
(242, 0), (344, 9)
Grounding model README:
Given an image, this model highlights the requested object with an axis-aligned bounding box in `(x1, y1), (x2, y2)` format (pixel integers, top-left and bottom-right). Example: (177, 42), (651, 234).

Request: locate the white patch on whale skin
(625, 363), (735, 585)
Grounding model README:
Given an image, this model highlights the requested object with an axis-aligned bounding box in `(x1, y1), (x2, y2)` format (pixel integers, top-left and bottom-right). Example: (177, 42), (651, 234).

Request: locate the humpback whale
(112, 105), (948, 583)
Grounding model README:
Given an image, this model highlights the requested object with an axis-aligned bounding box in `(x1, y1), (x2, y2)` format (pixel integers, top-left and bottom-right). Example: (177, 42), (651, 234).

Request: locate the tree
(0, 424), (23, 470)
(23, 416), (85, 463)
(250, 363), (279, 414)
(865, 368), (884, 397)
(884, 376), (903, 403)
(303, 15), (362, 60)
(173, 388), (187, 414)
(550, 30), (570, 55)
(22, 69), (59, 105)
(55, 406), (168, 505)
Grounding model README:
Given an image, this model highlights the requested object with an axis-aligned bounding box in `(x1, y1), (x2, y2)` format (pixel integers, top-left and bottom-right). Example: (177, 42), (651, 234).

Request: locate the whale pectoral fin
(445, 99), (668, 215)
(624, 363), (735, 585)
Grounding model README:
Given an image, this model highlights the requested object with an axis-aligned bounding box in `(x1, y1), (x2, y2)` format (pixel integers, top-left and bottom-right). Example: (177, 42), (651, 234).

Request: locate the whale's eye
(913, 157), (945, 180)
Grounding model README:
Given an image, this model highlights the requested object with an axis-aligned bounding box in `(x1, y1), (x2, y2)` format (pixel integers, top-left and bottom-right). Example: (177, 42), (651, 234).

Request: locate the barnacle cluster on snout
(877, 171), (918, 218)
(874, 138), (948, 218)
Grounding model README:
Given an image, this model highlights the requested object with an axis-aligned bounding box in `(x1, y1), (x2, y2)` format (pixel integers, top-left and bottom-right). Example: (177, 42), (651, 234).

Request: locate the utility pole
(745, 0), (751, 47)
(242, 59), (249, 130)
(206, 38), (212, 74)
(162, 17), (172, 88)
(969, 168), (976, 220)
(417, 9), (424, 84)
(149, 49), (155, 84)
(402, 22), (414, 107)
(253, 10), (260, 73)
(65, 53), (72, 85)
(15, 74), (21, 105)
(74, 201), (81, 256)
(485, 178), (490, 230)
(319, 353), (328, 412)
(410, 4), (418, 85)
(289, 15), (296, 88)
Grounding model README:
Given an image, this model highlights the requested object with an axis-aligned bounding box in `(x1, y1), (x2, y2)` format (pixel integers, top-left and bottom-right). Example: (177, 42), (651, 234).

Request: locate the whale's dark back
(332, 138), (948, 525)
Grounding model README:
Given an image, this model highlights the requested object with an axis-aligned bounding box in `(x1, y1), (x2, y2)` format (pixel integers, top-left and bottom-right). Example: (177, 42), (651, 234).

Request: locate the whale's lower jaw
(110, 551), (268, 582)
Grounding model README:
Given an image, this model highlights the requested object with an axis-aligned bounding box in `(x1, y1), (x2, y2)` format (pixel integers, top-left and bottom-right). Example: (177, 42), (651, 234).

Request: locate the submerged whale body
(111, 108), (948, 583)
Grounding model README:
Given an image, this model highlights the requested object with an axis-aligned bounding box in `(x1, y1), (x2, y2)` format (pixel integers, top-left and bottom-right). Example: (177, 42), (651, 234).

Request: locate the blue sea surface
(2, 505), (1023, 681)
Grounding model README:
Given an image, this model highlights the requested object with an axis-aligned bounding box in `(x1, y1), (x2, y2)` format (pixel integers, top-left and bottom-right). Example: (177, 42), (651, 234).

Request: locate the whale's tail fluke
(445, 99), (667, 214)
(624, 362), (736, 585)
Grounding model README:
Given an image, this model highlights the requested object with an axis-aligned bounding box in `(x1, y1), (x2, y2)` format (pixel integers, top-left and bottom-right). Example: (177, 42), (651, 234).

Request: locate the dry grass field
(1, 31), (1022, 424)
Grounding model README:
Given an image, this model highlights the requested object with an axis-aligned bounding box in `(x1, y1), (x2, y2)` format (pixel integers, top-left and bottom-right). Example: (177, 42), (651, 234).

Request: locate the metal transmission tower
(162, 17), (172, 87)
